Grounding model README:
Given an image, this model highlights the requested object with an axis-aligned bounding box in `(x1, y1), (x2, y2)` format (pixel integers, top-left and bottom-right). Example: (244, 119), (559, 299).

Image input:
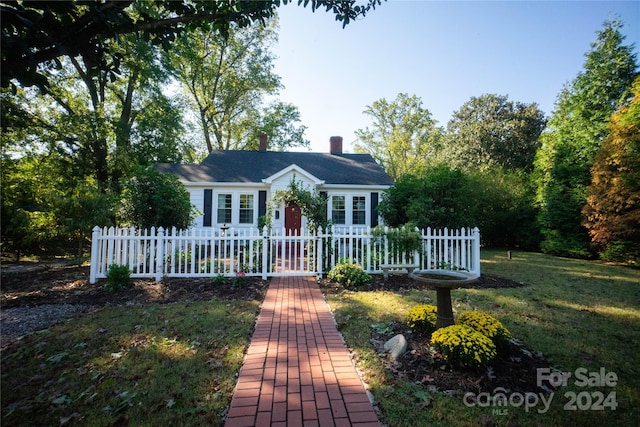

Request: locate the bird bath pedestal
(409, 270), (479, 329)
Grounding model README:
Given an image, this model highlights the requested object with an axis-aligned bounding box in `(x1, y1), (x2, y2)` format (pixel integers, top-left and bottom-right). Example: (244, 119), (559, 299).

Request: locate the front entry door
(281, 203), (306, 272)
(284, 203), (302, 235)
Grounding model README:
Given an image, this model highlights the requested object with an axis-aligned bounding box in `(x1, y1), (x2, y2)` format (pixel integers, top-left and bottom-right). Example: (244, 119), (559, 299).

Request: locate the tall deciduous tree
(166, 19), (308, 152)
(442, 94), (546, 172)
(0, 33), (187, 257)
(354, 93), (443, 180)
(534, 20), (638, 258)
(582, 76), (640, 263)
(241, 102), (309, 151)
(110, 35), (190, 171)
(5, 33), (187, 190)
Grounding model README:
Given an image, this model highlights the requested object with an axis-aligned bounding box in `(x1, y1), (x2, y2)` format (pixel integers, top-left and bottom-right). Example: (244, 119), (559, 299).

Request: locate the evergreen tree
(534, 20), (637, 257)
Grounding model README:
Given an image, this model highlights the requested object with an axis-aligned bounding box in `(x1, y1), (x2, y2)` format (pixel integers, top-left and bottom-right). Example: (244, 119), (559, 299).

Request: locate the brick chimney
(259, 133), (268, 151)
(330, 136), (343, 154)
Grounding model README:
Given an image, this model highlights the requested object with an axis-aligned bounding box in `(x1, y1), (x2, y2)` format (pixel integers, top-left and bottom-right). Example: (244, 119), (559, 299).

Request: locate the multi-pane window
(331, 196), (346, 224)
(239, 194), (254, 224)
(217, 194), (232, 224)
(352, 196), (366, 225)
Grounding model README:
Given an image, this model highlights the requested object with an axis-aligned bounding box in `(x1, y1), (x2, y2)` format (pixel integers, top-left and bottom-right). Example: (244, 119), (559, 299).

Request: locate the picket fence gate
(89, 226), (481, 284)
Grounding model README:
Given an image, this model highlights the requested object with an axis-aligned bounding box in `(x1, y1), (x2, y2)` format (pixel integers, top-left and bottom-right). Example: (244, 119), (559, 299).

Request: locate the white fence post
(316, 227), (324, 278)
(155, 227), (164, 282)
(461, 228), (468, 272)
(425, 227), (432, 271)
(472, 227), (481, 277)
(89, 226), (101, 284)
(261, 226), (269, 280)
(414, 226), (420, 268)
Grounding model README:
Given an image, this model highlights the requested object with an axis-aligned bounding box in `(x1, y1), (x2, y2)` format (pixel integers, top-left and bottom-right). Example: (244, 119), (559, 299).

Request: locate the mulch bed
(0, 264), (268, 309)
(372, 320), (551, 397)
(319, 273), (554, 404)
(319, 272), (527, 294)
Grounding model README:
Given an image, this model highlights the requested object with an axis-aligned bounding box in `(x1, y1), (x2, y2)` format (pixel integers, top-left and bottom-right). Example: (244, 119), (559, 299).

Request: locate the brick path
(224, 276), (381, 427)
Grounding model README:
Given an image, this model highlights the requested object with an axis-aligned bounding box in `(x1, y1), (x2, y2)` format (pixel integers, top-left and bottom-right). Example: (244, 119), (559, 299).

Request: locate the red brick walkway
(224, 276), (381, 427)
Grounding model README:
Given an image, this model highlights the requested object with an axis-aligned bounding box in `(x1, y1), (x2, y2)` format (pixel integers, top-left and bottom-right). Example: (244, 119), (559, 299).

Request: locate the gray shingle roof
(156, 150), (393, 186)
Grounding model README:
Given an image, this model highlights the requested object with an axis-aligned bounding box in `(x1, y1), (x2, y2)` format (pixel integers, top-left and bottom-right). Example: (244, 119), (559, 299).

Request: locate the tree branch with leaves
(2, 0), (383, 91)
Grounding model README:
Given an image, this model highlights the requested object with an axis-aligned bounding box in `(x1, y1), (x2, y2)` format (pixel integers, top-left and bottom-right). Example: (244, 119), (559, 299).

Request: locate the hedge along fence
(89, 226), (480, 283)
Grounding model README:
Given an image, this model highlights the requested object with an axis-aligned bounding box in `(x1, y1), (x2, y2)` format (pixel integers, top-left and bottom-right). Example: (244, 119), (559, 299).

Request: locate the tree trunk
(112, 70), (139, 189)
(200, 109), (214, 153)
(116, 69), (138, 150)
(94, 137), (109, 191)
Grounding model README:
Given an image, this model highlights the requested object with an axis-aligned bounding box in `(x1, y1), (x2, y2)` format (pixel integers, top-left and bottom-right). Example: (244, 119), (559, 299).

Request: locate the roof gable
(262, 164), (324, 185)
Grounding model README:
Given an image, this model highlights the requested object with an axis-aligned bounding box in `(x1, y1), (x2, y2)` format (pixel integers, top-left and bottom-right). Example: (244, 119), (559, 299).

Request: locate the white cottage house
(155, 136), (393, 233)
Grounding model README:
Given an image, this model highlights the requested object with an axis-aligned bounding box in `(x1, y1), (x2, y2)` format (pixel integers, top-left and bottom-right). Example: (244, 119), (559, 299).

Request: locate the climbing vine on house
(263, 176), (328, 232)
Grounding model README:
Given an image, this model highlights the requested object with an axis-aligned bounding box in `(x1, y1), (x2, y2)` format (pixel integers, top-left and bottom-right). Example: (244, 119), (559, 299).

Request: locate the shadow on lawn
(482, 250), (640, 307)
(1, 301), (259, 427)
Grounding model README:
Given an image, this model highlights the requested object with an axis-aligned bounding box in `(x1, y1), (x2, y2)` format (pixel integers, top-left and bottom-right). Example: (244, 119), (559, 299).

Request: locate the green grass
(1, 299), (260, 426)
(325, 249), (640, 427)
(3, 251), (638, 426)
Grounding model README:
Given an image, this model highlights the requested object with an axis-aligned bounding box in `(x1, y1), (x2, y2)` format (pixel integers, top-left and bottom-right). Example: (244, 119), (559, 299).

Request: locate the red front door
(285, 204), (302, 235)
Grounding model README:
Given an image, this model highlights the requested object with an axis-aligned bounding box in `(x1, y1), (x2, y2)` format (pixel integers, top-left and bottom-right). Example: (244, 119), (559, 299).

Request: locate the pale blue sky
(272, 1), (640, 153)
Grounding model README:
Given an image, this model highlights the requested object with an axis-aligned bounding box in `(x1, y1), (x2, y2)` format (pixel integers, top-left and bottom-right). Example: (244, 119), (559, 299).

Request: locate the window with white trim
(352, 196), (366, 225)
(239, 194), (254, 224)
(217, 194), (232, 224)
(331, 196), (346, 224)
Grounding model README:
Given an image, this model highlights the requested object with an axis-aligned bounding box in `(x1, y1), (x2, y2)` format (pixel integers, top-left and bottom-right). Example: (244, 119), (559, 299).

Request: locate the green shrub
(327, 263), (372, 288)
(106, 264), (132, 291)
(406, 304), (438, 335)
(431, 324), (497, 368)
(119, 166), (197, 230)
(599, 240), (640, 265)
(211, 274), (227, 285)
(457, 311), (511, 346)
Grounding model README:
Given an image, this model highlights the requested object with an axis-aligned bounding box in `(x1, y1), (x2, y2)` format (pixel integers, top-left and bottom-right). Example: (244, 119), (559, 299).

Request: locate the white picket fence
(89, 226), (481, 283)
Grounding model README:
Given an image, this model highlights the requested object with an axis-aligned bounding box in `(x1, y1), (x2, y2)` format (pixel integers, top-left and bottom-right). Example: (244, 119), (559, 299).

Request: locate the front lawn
(325, 249), (640, 426)
(2, 251), (638, 426)
(1, 300), (260, 426)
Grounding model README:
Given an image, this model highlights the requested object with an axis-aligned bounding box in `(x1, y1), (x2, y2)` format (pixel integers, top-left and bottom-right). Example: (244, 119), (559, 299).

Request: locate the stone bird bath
(409, 270), (479, 329)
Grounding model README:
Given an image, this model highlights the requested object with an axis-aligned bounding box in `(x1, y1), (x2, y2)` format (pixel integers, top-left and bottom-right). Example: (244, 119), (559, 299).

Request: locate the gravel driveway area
(1, 304), (95, 349)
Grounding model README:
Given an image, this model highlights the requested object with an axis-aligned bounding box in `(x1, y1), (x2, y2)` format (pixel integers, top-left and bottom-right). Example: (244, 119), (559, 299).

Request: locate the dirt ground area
(0, 263), (267, 309)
